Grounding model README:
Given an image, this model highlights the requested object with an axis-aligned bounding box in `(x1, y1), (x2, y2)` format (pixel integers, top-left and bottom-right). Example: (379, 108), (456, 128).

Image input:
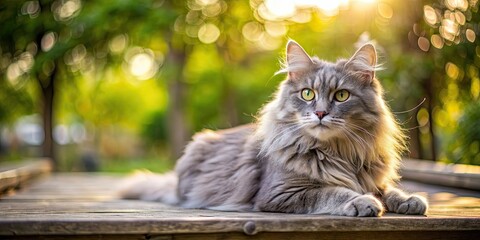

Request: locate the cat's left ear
(345, 44), (377, 81)
(285, 40), (313, 80)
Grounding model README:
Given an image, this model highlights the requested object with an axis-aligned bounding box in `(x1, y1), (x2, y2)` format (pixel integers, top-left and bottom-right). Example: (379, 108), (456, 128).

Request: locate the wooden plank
(0, 174), (479, 237)
(170, 231), (480, 240)
(2, 231), (480, 240)
(401, 159), (480, 190)
(1, 217), (479, 235)
(0, 159), (52, 193)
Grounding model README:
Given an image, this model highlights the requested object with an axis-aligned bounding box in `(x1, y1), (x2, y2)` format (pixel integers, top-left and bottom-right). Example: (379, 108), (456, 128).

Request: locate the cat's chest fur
(266, 139), (382, 194)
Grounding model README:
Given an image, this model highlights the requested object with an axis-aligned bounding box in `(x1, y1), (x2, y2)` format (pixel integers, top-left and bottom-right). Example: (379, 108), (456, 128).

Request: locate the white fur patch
(117, 171), (179, 205)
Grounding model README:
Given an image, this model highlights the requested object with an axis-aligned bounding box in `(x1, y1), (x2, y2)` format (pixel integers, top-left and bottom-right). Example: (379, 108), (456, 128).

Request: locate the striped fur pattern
(119, 41), (428, 216)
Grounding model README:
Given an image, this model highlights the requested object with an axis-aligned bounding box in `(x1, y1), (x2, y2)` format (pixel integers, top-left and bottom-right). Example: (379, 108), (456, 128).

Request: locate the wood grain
(0, 173), (479, 239)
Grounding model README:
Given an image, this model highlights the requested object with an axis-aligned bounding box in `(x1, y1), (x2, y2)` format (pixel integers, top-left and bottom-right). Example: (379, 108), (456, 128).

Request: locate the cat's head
(270, 40), (386, 142)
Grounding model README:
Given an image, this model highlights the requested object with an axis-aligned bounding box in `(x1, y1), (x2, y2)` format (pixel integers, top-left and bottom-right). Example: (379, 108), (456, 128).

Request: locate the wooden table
(0, 169), (479, 239)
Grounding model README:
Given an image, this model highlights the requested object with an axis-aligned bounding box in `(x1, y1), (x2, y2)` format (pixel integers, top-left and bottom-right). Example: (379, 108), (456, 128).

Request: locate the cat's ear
(285, 40), (313, 79)
(345, 43), (377, 81)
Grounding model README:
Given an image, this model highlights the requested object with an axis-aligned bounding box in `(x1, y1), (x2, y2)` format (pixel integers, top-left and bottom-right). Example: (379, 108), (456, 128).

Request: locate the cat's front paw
(394, 195), (428, 215)
(343, 195), (384, 217)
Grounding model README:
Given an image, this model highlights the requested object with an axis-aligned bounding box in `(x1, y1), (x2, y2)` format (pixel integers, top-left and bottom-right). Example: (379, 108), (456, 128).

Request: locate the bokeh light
(431, 34), (444, 49)
(440, 19), (459, 42)
(242, 21), (263, 42)
(109, 34), (128, 54)
(21, 1), (40, 18)
(53, 0), (82, 22)
(445, 0), (468, 11)
(423, 0), (477, 48)
(466, 29), (476, 43)
(41, 32), (57, 52)
(446, 62), (460, 80)
(6, 52), (34, 85)
(418, 37), (430, 52)
(198, 23), (220, 44)
(424, 5), (438, 26)
(130, 53), (155, 79)
(377, 3), (393, 19)
(125, 48), (162, 80)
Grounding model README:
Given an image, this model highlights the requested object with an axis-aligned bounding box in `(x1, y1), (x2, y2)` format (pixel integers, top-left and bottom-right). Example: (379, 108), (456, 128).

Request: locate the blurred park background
(0, 0), (479, 172)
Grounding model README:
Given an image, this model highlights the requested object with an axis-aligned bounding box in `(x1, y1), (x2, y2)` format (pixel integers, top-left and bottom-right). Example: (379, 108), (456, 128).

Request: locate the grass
(99, 157), (175, 173)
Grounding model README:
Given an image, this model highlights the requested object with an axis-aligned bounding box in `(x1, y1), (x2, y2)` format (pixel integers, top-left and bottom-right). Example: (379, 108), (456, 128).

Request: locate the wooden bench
(0, 160), (479, 239)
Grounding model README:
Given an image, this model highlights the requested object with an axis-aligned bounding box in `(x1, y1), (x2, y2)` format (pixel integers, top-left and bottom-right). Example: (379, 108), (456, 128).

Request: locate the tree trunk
(38, 70), (56, 170)
(166, 44), (189, 160)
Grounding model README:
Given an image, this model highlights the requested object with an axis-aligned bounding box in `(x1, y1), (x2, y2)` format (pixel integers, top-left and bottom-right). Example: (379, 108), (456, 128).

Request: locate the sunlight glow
(130, 53), (155, 79)
(315, 0), (342, 16)
(246, 0), (380, 51)
(126, 48), (162, 80)
(264, 0), (296, 19)
(257, 0), (377, 21)
(377, 3), (393, 19)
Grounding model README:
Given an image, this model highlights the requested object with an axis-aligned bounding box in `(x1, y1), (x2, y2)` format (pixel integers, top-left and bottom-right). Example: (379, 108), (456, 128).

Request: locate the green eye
(334, 89), (350, 102)
(301, 88), (315, 101)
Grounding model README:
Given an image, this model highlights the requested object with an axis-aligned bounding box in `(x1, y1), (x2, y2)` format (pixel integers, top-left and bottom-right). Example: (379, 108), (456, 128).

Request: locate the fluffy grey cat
(120, 40), (428, 217)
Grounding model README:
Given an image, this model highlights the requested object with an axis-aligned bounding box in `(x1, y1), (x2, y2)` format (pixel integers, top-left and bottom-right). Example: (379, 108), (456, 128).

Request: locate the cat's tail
(117, 170), (179, 205)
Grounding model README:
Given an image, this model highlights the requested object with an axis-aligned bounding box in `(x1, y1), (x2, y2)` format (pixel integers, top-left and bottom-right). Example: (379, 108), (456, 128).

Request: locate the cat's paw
(343, 195), (385, 217)
(394, 195), (428, 215)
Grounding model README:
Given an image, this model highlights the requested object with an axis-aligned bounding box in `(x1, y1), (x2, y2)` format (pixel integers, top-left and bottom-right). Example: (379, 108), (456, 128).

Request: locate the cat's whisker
(264, 123), (306, 152)
(344, 123), (375, 138)
(271, 123), (302, 138)
(339, 126), (370, 151)
(393, 98), (426, 114)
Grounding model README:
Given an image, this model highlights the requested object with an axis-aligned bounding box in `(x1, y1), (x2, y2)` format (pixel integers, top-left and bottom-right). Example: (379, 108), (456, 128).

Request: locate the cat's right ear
(284, 40), (313, 80)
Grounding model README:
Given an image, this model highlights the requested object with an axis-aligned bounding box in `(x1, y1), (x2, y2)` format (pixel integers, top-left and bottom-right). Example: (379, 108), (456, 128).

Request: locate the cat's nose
(315, 111), (328, 120)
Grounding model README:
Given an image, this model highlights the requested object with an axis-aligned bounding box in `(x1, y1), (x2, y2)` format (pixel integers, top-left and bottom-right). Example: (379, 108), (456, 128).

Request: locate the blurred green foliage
(0, 80), (33, 124)
(0, 0), (479, 169)
(141, 110), (168, 146)
(100, 157), (174, 173)
(448, 101), (480, 165)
